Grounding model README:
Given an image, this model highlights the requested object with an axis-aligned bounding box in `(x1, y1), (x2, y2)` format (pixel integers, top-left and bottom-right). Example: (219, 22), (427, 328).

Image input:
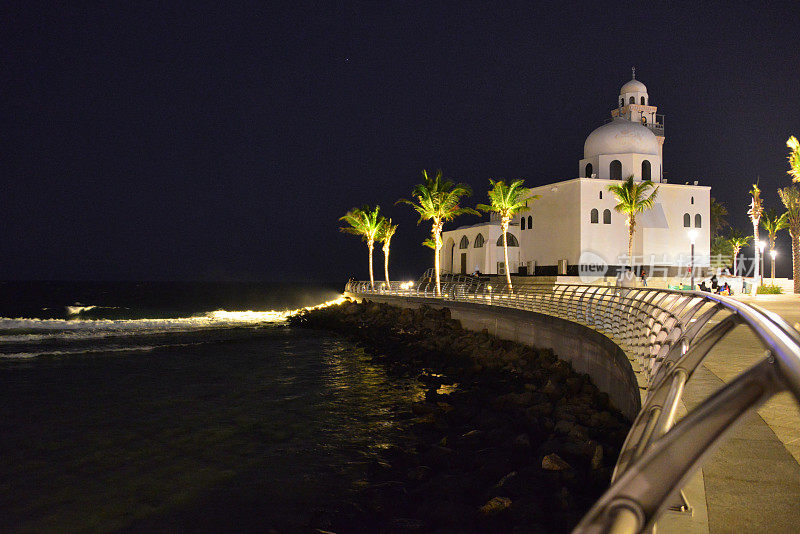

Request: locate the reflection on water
(0, 326), (424, 532)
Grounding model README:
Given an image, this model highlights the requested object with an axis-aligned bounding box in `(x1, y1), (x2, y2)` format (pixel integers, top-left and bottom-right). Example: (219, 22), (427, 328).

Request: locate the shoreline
(290, 299), (630, 533)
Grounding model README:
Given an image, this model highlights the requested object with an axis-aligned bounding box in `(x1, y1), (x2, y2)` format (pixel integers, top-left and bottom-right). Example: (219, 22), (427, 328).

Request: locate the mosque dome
(620, 78), (647, 94)
(584, 118), (659, 158)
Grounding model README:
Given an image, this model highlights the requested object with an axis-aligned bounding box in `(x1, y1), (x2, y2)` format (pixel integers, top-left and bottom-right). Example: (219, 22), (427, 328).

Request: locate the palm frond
(607, 175), (659, 216)
(339, 205), (383, 242)
(779, 185), (800, 232)
(478, 178), (539, 218)
(747, 182), (764, 223)
(788, 136), (800, 182)
(726, 228), (753, 252)
(378, 218), (398, 243)
(710, 197), (729, 236)
(398, 169), (477, 228)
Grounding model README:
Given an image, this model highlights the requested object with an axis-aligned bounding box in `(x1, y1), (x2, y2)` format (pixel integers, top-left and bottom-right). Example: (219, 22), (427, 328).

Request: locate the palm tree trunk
(433, 222), (442, 296)
(771, 247), (776, 283)
(383, 243), (390, 286)
(368, 239), (374, 289)
(434, 240), (441, 296)
(628, 218), (635, 268)
(792, 229), (800, 294)
(502, 225), (512, 289)
(751, 222), (760, 296)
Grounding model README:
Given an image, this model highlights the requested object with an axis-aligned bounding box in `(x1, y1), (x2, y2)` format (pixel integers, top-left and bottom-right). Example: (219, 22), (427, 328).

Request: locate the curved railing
(344, 280), (800, 533)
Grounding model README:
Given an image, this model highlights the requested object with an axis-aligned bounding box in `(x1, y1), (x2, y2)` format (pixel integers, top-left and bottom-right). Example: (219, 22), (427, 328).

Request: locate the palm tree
(710, 197), (730, 236)
(340, 205), (384, 289)
(607, 175), (659, 267)
(476, 179), (538, 289)
(761, 208), (788, 282)
(397, 170), (478, 295)
(378, 218), (398, 286)
(748, 183), (765, 294)
(788, 136), (800, 182)
(726, 229), (752, 281)
(778, 186), (800, 293)
(710, 197), (731, 258)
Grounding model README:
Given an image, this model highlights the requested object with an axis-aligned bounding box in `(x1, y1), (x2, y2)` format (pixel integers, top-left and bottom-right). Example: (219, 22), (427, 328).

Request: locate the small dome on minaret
(620, 78), (647, 94)
(620, 67), (647, 94)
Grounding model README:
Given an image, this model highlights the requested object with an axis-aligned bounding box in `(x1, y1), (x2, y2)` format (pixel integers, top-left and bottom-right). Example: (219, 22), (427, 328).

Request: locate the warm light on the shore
(207, 295), (347, 322)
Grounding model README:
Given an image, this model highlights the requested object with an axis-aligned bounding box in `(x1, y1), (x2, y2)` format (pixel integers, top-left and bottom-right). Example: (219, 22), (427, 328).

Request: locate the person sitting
(710, 274), (719, 292)
(699, 281), (709, 292)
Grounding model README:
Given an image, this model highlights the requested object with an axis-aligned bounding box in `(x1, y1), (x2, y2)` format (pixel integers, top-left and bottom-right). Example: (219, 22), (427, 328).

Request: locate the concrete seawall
(345, 293), (641, 421)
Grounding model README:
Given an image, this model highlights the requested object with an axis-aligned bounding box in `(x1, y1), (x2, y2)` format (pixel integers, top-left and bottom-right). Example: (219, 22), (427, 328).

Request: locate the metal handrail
(344, 280), (800, 533)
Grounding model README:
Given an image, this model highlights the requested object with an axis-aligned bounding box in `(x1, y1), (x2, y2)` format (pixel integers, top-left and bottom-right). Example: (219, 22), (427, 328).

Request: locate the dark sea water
(0, 282), (422, 533)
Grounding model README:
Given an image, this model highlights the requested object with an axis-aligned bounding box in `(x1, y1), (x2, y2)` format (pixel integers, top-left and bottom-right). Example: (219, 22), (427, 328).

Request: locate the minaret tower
(611, 68), (665, 161)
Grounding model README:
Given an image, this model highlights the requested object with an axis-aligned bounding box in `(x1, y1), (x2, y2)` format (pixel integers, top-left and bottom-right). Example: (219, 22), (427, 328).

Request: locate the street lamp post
(688, 230), (698, 290)
(770, 249), (777, 285)
(758, 241), (766, 286)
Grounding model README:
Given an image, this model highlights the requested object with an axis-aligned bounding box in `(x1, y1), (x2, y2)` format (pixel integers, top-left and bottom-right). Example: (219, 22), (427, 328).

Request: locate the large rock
(479, 496), (512, 516)
(542, 453), (571, 471)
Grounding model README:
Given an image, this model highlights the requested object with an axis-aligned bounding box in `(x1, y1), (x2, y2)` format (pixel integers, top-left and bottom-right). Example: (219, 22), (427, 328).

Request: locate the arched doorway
(448, 237), (457, 273)
(442, 237), (456, 273)
(585, 163), (593, 177)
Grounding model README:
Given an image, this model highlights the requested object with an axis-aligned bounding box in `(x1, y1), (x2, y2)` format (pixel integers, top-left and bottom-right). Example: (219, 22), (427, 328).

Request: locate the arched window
(599, 191), (603, 199)
(629, 96), (635, 104)
(497, 234), (519, 247)
(641, 96), (646, 105)
(695, 214), (702, 228)
(620, 98), (624, 107)
(610, 160), (622, 180)
(683, 213), (691, 227)
(521, 217), (526, 230)
(474, 233), (484, 248)
(642, 160), (651, 181)
(585, 163), (593, 177)
(590, 208), (599, 224)
(603, 209), (611, 224)
(691, 196), (694, 204)
(527, 215), (532, 229)
(459, 235), (469, 249)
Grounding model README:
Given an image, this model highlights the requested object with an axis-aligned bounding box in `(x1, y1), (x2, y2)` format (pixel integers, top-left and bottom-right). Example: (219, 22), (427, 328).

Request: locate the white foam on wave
(65, 304), (124, 315)
(0, 296), (347, 344)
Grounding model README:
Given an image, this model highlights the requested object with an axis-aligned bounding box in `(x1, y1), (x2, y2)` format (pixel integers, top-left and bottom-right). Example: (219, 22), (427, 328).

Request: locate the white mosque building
(440, 71), (711, 277)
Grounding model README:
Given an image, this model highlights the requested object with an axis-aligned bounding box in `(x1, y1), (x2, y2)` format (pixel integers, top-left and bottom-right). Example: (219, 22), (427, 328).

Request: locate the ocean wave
(65, 304), (125, 315)
(0, 315), (278, 343)
(0, 342), (202, 359)
(0, 296), (346, 344)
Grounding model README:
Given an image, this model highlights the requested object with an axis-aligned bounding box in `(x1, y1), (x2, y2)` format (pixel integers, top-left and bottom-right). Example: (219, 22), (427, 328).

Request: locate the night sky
(4, 2), (799, 282)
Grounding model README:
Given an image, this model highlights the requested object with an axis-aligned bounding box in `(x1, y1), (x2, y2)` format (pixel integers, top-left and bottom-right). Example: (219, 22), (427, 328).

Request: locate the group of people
(698, 274), (732, 295)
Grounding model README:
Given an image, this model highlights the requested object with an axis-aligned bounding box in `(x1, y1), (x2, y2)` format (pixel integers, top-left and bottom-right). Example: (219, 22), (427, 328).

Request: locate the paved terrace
(680, 294), (800, 534)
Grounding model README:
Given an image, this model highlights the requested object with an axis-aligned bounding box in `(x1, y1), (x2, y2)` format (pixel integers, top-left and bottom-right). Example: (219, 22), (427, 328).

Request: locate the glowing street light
(487, 285), (493, 304)
(688, 230), (698, 290)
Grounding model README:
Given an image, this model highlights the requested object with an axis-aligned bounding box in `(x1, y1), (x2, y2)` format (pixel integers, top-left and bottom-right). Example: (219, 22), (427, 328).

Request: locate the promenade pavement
(662, 294), (800, 534)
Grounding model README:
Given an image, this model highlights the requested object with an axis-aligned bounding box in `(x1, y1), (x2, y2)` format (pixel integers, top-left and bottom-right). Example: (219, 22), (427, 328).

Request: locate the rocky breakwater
(289, 299), (630, 533)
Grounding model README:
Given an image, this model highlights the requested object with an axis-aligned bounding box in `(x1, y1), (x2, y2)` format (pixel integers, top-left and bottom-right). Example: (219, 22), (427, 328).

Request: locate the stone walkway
(663, 294), (800, 534)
